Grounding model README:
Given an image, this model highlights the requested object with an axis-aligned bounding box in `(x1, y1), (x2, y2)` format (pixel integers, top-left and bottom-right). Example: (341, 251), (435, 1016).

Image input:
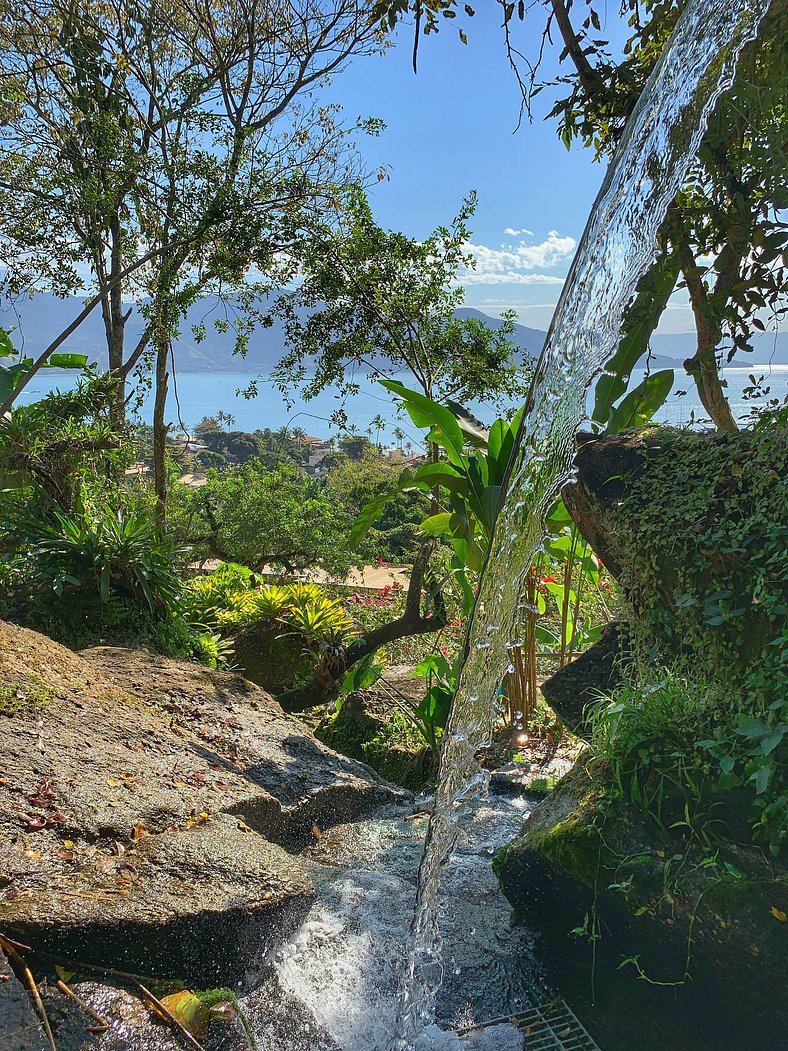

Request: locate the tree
(530, 0), (787, 432)
(373, 1), (787, 432)
(272, 188), (531, 412)
(0, 0), (383, 514)
(325, 447), (426, 560)
(168, 461), (367, 577)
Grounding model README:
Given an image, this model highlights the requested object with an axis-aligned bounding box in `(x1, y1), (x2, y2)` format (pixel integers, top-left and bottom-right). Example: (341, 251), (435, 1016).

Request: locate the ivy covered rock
(563, 424), (786, 691)
(561, 423), (787, 849)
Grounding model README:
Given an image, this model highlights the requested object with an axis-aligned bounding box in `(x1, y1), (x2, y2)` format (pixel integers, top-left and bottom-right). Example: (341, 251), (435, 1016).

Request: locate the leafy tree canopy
(272, 188), (531, 415)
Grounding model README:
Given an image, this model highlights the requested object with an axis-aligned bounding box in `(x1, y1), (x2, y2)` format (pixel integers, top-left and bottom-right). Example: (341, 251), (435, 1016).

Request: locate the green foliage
(182, 568), (359, 658)
(339, 651), (385, 698)
(609, 421), (787, 851)
(0, 326), (88, 404)
(271, 187), (530, 414)
(353, 380), (523, 580)
(588, 672), (722, 837)
(325, 449), (426, 561)
(17, 501), (185, 614)
(283, 592), (357, 646)
(169, 461), (365, 578)
(0, 373), (124, 510)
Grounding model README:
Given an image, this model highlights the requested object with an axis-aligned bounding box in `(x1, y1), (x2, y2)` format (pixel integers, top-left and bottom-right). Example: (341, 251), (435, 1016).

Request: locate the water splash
(392, 1), (773, 1045)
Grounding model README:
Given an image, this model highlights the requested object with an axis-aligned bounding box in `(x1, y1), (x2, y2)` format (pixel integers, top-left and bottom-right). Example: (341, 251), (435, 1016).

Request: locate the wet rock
(0, 950), (47, 1051)
(2, 814), (315, 985)
(495, 759), (788, 1050)
(539, 621), (627, 737)
(0, 621), (405, 988)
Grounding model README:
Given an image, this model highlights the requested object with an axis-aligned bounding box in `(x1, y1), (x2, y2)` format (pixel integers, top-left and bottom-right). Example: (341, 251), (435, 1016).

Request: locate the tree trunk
(153, 338), (170, 523)
(669, 212), (739, 433)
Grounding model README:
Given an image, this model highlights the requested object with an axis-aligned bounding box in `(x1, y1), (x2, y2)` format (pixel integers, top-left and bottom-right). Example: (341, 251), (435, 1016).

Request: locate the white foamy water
(242, 796), (540, 1051)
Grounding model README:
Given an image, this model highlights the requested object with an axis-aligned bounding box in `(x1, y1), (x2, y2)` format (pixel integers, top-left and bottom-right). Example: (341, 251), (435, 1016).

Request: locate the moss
(529, 776), (560, 796)
(316, 694), (432, 789)
(195, 986), (236, 1008)
(364, 743), (432, 790)
(0, 675), (53, 717)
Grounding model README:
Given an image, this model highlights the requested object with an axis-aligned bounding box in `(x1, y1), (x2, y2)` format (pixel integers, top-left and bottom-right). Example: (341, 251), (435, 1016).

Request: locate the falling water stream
(392, 1), (774, 1046)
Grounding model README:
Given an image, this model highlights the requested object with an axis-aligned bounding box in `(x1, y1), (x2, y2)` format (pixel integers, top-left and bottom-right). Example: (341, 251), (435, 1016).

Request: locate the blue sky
(326, 7), (697, 334)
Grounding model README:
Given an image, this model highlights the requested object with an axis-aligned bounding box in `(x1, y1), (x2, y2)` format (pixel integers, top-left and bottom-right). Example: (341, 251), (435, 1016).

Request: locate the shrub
(19, 502), (185, 614)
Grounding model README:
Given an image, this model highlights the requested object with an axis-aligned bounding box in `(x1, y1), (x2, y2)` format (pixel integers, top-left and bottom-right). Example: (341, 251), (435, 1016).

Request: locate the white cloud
(460, 230), (576, 286)
(503, 226), (534, 237)
(461, 271), (565, 286)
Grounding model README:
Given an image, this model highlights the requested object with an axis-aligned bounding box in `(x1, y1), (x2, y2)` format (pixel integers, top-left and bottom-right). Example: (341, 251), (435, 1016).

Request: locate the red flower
(542, 576), (557, 584)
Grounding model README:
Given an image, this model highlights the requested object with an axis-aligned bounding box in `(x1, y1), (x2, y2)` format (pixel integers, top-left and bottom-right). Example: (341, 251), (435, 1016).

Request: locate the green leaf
(421, 511), (454, 537)
(47, 352), (89, 369)
(379, 379), (466, 466)
(350, 470), (412, 547)
(410, 462), (467, 495)
(340, 652), (383, 697)
(593, 250), (679, 424)
(416, 683), (453, 730)
(605, 370), (674, 433)
(0, 328), (15, 358)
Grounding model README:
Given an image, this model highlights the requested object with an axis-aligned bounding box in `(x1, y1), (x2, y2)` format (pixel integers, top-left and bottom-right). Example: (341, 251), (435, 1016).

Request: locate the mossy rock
(232, 619), (314, 694)
(496, 758), (788, 1048)
(565, 426), (787, 690)
(316, 693), (431, 790)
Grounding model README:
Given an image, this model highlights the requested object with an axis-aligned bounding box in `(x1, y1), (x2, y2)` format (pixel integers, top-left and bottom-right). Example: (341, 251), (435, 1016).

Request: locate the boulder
(539, 621), (627, 736)
(495, 760), (788, 1049)
(0, 621), (407, 985)
(2, 814), (315, 985)
(231, 619), (314, 696)
(82, 645), (408, 840)
(0, 950), (47, 1051)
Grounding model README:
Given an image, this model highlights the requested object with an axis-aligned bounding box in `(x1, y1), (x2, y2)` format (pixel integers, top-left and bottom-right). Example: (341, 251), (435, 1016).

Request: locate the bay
(17, 365), (787, 447)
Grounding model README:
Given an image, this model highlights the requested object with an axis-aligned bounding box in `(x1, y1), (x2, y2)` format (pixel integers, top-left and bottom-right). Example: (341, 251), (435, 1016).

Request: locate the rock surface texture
(0, 621), (407, 985)
(539, 621), (627, 736)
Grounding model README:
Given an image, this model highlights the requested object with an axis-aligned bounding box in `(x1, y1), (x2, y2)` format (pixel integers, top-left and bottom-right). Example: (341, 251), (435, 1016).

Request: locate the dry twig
(55, 979), (108, 1033)
(0, 934), (56, 1051)
(136, 982), (206, 1051)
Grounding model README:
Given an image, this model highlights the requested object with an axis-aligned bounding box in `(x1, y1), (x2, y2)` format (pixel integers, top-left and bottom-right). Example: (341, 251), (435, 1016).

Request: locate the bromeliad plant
(181, 568), (359, 683)
(19, 500), (186, 614)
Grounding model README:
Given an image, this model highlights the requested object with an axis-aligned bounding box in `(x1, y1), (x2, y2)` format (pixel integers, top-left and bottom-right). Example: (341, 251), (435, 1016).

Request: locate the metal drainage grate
(457, 997), (601, 1051)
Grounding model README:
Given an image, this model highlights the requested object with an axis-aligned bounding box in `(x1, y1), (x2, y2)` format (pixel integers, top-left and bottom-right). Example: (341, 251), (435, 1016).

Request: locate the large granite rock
(0, 950), (47, 1051)
(539, 621), (627, 737)
(0, 621), (407, 985)
(2, 814), (315, 984)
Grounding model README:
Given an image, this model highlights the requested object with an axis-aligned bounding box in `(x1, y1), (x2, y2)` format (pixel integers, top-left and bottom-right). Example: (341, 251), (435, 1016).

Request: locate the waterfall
(392, 1), (774, 1046)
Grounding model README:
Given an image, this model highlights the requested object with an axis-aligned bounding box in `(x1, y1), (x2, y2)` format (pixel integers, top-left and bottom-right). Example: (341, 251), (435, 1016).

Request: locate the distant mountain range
(2, 293), (786, 373)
